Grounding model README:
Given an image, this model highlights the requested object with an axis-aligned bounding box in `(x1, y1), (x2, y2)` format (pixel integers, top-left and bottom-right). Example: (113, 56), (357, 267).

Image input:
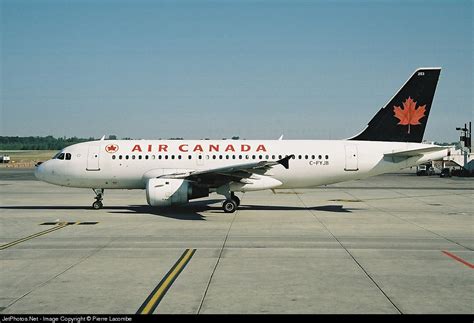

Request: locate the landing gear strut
(217, 184), (241, 213)
(92, 188), (104, 210)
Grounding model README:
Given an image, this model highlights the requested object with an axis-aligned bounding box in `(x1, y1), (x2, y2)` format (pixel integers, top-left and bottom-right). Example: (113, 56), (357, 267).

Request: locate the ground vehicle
(416, 164), (435, 176)
(440, 168), (451, 177)
(0, 155), (11, 163)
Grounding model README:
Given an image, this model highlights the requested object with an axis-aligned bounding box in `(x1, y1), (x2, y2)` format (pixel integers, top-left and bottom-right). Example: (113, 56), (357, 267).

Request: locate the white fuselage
(35, 139), (447, 190)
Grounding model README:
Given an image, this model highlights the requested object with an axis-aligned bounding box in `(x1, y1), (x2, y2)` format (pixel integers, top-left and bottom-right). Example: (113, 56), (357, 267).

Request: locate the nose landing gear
(92, 188), (104, 210)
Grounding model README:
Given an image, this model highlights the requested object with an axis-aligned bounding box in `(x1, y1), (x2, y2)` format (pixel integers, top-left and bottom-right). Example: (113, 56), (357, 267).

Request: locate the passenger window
(139, 155), (142, 160)
(66, 153), (71, 160)
(132, 155), (136, 160)
(145, 155), (149, 160)
(188, 155), (192, 160)
(119, 155), (122, 160)
(125, 155), (129, 160)
(112, 155), (116, 160)
(325, 155), (329, 159)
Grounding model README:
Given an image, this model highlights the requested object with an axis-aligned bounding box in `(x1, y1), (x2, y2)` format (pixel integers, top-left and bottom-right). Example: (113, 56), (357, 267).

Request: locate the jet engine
(146, 178), (209, 207)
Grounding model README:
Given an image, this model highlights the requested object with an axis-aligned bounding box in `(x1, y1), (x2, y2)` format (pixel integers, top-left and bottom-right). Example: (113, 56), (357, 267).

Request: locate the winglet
(100, 135), (106, 141)
(277, 155), (294, 169)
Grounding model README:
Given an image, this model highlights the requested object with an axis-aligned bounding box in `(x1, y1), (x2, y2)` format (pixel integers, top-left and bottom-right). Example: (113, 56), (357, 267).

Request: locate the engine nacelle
(146, 178), (209, 207)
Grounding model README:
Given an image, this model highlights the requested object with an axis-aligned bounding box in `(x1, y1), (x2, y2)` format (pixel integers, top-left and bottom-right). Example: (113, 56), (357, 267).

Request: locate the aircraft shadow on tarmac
(0, 201), (359, 221)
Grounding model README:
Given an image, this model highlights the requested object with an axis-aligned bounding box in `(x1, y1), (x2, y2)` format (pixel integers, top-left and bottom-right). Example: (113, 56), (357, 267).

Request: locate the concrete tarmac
(0, 170), (473, 314)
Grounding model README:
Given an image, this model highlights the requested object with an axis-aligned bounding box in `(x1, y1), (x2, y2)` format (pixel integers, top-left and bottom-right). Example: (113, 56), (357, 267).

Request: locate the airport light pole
(456, 122), (471, 152)
(456, 122), (471, 171)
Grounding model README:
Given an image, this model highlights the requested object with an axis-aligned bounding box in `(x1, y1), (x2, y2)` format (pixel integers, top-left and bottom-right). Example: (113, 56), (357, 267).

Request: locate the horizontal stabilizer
(384, 146), (448, 158)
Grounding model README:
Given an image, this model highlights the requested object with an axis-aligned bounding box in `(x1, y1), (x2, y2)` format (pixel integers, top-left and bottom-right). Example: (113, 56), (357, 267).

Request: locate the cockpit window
(52, 152), (61, 159)
(57, 153), (65, 160)
(65, 153), (71, 160)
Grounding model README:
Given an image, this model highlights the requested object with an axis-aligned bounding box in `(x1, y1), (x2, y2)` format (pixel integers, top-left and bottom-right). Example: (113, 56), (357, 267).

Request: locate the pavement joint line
(137, 248), (197, 315)
(0, 223), (71, 250)
(344, 189), (473, 252)
(295, 190), (403, 314)
(3, 236), (116, 312)
(197, 198), (239, 314)
(442, 251), (474, 269)
(389, 188), (460, 213)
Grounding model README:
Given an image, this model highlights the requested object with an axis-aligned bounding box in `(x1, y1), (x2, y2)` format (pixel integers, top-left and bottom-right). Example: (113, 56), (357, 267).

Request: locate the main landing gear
(222, 192), (241, 214)
(92, 188), (104, 210)
(216, 184), (240, 213)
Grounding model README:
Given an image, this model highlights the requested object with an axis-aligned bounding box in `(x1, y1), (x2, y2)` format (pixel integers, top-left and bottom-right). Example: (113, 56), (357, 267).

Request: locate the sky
(1, 0), (472, 142)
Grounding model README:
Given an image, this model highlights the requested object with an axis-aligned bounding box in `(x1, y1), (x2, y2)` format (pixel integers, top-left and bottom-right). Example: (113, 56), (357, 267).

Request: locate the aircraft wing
(383, 146), (448, 158)
(160, 155), (294, 187)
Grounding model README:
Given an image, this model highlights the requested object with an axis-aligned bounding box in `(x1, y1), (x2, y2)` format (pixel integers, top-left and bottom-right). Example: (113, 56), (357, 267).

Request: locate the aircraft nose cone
(34, 163), (44, 180)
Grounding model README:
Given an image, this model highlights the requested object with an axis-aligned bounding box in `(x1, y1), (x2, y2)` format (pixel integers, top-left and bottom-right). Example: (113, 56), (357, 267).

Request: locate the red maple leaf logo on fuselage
(105, 144), (119, 153)
(393, 97), (426, 134)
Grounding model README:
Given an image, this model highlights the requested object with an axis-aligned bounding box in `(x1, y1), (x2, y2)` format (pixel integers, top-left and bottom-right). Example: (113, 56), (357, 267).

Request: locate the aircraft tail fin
(349, 67), (441, 143)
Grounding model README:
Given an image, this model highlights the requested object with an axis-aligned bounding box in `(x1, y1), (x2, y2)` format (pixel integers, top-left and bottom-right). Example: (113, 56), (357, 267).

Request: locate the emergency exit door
(344, 145), (359, 171)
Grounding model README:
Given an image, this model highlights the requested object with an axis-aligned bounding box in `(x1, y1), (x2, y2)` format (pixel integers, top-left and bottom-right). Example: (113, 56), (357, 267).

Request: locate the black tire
(232, 195), (241, 207)
(92, 201), (103, 210)
(222, 199), (237, 213)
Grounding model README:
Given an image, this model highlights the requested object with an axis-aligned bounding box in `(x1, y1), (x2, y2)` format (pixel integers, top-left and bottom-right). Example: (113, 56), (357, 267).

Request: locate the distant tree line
(0, 135), (243, 150)
(0, 136), (96, 150)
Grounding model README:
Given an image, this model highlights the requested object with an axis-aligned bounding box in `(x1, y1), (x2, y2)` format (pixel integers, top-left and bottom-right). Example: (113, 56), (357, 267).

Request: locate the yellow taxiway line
(137, 248), (196, 314)
(0, 222), (71, 250)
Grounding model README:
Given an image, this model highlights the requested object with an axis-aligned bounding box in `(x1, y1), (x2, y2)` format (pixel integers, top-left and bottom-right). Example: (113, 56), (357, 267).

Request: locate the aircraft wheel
(92, 201), (103, 210)
(232, 195), (241, 207)
(222, 199), (237, 213)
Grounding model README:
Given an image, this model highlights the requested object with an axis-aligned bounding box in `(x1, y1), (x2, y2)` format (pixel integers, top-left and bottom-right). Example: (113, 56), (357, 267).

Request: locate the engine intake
(146, 178), (209, 207)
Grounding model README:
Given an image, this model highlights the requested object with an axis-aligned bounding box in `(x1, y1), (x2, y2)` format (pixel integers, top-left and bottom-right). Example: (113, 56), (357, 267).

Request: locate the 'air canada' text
(130, 143), (267, 153)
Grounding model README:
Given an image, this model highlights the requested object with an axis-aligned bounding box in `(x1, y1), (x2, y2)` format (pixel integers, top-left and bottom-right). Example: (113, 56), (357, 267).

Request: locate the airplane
(35, 67), (449, 213)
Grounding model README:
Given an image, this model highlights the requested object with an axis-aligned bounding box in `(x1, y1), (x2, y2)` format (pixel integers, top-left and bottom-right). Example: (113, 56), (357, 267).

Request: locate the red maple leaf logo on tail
(393, 97), (426, 134)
